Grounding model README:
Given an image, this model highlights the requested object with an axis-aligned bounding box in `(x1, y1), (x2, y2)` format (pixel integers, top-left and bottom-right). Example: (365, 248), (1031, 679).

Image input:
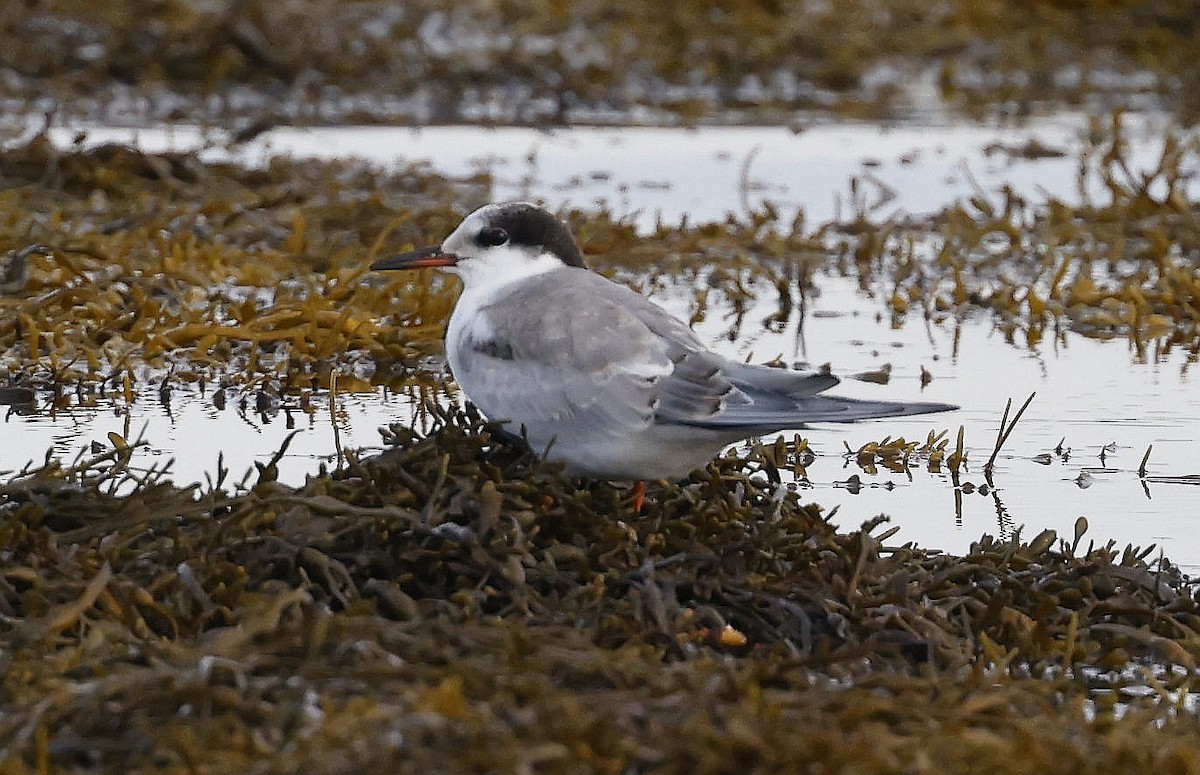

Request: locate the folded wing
(454, 267), (955, 440)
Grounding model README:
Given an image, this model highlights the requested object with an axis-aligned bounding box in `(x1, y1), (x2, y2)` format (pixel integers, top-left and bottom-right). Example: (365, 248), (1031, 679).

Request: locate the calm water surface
(6, 117), (1198, 571)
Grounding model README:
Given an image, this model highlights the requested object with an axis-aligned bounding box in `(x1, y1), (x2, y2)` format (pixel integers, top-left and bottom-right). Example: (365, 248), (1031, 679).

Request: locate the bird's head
(371, 202), (585, 288)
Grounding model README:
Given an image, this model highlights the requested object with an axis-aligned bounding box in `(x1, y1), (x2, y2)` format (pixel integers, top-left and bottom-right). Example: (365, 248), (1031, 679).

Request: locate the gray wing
(455, 267), (954, 437)
(622, 297), (841, 424)
(675, 376), (958, 429)
(452, 269), (674, 439)
(620, 282), (957, 430)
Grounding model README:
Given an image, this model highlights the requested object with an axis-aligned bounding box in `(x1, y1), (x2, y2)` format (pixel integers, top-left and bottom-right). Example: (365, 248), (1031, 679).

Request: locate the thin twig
(737, 144), (762, 217)
(1138, 444), (1152, 478)
(329, 370), (345, 470)
(985, 392), (1036, 480)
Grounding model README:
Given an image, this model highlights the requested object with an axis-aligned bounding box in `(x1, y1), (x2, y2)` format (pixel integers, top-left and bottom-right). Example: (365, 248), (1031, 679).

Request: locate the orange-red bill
(370, 246), (459, 270)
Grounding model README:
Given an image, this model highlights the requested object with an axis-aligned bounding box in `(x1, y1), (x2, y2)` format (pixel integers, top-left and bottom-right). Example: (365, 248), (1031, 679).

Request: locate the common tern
(372, 202), (956, 480)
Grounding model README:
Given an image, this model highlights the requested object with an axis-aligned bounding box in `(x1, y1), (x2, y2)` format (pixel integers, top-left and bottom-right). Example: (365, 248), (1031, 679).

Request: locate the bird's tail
(674, 391), (957, 431)
(790, 394), (959, 424)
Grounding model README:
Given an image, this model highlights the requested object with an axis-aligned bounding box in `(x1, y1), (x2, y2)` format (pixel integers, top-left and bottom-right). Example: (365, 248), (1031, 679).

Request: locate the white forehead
(443, 206), (487, 251)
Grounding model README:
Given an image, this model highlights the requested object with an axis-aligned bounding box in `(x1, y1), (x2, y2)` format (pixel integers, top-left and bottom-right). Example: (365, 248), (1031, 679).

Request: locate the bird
(371, 202), (956, 481)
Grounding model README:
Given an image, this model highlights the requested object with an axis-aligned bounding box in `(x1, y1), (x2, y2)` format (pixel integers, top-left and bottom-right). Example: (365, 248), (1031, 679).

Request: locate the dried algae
(2, 8), (1200, 762)
(1, 127), (1200, 767)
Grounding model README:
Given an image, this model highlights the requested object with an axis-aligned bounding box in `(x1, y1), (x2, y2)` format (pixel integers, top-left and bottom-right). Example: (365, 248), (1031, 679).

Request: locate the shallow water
(7, 116), (1199, 572)
(38, 113), (1186, 229)
(689, 274), (1200, 571)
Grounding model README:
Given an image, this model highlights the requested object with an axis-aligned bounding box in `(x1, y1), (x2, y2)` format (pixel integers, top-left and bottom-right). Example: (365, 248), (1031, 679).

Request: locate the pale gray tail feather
(675, 391), (958, 431)
(790, 394), (959, 424)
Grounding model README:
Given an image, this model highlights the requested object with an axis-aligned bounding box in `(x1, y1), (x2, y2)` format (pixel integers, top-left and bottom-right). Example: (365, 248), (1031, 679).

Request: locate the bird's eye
(477, 227), (509, 247)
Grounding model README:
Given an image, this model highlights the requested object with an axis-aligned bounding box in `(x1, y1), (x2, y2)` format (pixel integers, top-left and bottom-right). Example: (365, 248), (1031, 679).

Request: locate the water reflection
(4, 118), (1198, 574)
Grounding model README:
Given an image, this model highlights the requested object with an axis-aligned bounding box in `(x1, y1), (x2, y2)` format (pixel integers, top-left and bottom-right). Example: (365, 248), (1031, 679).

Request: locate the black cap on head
(479, 203), (586, 268)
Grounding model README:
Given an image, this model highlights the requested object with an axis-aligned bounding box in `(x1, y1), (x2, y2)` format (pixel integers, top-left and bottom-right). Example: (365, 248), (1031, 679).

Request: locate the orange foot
(623, 480), (646, 512)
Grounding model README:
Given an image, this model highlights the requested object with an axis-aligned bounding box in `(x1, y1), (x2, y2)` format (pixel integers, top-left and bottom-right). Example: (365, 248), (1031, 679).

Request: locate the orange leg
(623, 480), (646, 512)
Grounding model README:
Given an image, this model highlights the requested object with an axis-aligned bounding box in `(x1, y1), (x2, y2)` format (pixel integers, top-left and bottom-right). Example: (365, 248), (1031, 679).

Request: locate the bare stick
(985, 392), (1036, 478)
(1138, 445), (1152, 478)
(329, 370), (345, 470)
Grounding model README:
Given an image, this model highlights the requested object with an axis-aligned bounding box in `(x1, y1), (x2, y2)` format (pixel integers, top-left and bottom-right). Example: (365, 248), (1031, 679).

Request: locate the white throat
(450, 245), (564, 292)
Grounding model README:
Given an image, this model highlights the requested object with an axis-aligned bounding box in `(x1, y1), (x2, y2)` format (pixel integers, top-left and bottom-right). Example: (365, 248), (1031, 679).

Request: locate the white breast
(444, 288), (492, 383)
